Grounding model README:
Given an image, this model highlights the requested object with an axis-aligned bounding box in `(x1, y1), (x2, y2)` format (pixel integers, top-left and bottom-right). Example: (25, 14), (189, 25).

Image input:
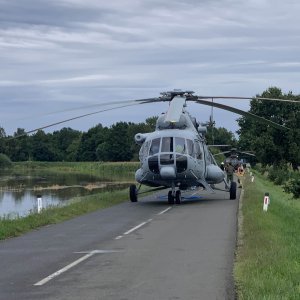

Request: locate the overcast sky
(1, 0), (300, 136)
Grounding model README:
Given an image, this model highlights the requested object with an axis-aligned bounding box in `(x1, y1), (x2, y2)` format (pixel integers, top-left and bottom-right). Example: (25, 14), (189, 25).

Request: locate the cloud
(0, 0), (300, 135)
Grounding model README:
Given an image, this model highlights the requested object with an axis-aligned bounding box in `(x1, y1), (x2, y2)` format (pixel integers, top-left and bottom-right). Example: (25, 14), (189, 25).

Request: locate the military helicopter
(8, 89), (298, 204)
(123, 90), (295, 204)
(214, 148), (256, 170)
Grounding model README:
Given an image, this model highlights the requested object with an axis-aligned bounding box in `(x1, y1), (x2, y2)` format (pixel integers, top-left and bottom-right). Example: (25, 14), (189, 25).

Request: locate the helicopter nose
(160, 166), (176, 179)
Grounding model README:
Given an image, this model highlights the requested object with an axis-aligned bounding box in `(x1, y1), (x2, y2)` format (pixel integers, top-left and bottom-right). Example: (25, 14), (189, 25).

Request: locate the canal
(0, 169), (128, 218)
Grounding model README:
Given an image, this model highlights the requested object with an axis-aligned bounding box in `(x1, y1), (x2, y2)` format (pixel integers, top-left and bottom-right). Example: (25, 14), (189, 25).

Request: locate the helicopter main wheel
(129, 184), (138, 202)
(229, 182), (237, 200)
(175, 190), (181, 204)
(168, 191), (175, 205)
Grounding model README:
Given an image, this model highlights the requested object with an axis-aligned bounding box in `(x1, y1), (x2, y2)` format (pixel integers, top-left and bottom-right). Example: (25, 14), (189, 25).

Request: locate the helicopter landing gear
(175, 190), (181, 204)
(129, 184), (138, 202)
(229, 181), (237, 200)
(168, 184), (182, 205)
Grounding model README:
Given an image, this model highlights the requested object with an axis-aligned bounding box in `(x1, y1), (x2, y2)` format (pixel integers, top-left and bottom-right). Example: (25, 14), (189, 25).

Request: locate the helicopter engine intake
(135, 133), (148, 145)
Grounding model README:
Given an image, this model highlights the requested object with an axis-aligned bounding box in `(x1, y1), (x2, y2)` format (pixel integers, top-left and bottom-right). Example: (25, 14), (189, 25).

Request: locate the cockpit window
(194, 141), (203, 160)
(186, 139), (194, 156)
(149, 138), (160, 155)
(175, 137), (186, 154)
(161, 137), (173, 153)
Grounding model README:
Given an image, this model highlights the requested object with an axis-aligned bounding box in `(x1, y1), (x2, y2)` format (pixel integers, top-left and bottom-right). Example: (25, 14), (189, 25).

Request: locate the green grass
(0, 161), (142, 240)
(0, 188), (130, 240)
(235, 171), (300, 300)
(11, 161), (140, 181)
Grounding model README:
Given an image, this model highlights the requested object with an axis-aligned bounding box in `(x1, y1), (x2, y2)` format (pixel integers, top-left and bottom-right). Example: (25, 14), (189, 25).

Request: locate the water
(0, 170), (128, 218)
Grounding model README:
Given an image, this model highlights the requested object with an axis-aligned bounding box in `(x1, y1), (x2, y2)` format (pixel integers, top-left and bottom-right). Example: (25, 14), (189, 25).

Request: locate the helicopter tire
(168, 191), (174, 205)
(229, 182), (237, 200)
(175, 190), (181, 204)
(129, 184), (138, 202)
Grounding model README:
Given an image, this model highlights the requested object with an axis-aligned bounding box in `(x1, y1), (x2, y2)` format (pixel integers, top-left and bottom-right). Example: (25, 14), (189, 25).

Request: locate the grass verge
(0, 188), (129, 240)
(234, 172), (300, 299)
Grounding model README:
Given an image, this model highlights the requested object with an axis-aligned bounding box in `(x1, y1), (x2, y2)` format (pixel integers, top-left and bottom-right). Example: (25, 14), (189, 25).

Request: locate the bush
(284, 175), (300, 199)
(267, 165), (289, 185)
(0, 153), (12, 168)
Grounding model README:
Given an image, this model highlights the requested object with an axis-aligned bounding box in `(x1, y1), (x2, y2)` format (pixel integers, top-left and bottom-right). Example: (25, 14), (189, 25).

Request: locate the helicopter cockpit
(140, 136), (203, 175)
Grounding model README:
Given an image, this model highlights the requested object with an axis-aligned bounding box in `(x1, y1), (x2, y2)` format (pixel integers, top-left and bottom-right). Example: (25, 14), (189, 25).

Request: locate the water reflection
(0, 170), (129, 218)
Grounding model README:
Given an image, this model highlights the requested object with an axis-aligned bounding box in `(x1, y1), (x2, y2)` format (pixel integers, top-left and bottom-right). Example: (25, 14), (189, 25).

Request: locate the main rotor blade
(17, 97), (161, 121)
(213, 151), (232, 156)
(10, 102), (143, 139)
(193, 99), (290, 131)
(197, 96), (300, 104)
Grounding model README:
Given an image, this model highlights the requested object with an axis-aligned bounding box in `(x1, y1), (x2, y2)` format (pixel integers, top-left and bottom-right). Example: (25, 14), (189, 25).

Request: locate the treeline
(237, 87), (300, 198)
(0, 116), (236, 163)
(238, 87), (300, 169)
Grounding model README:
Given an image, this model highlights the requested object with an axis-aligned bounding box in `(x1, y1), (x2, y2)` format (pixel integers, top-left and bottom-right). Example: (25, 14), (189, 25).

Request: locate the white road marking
(74, 250), (122, 254)
(123, 220), (150, 235)
(115, 235), (123, 240)
(157, 207), (172, 215)
(34, 251), (96, 286)
(34, 250), (120, 286)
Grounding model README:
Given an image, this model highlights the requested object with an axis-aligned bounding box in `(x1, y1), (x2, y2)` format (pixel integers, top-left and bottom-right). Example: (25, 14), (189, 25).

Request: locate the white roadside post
(251, 175), (255, 182)
(37, 195), (43, 213)
(263, 192), (270, 212)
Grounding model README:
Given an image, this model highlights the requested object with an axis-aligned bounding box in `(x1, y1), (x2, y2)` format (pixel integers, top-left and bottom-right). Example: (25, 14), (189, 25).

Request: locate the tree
(237, 87), (300, 168)
(31, 130), (58, 161)
(0, 127), (6, 154)
(76, 124), (108, 161)
(52, 127), (82, 161)
(102, 122), (133, 161)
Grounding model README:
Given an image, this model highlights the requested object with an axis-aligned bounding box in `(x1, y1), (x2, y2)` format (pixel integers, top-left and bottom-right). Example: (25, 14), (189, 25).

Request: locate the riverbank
(0, 162), (140, 240)
(234, 171), (300, 299)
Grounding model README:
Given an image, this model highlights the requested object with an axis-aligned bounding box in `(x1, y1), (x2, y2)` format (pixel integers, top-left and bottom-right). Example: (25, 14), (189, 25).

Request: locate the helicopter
(124, 90), (295, 204)
(214, 148), (256, 170)
(7, 89), (299, 204)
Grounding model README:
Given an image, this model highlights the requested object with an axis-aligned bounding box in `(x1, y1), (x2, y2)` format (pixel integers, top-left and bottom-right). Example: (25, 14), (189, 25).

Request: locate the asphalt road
(0, 186), (240, 300)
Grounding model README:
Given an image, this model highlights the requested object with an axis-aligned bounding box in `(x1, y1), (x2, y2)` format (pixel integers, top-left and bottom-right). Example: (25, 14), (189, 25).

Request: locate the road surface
(0, 186), (240, 300)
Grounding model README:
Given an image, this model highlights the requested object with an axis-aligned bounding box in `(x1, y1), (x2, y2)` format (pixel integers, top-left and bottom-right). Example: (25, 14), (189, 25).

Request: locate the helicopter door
(192, 140), (204, 178)
(174, 137), (187, 173)
(148, 138), (160, 174)
(194, 141), (203, 160)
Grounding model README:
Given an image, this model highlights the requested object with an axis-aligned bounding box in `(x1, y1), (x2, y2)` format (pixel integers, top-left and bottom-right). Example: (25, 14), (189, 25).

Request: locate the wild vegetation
(0, 161), (142, 240)
(0, 117), (235, 163)
(235, 172), (300, 299)
(238, 87), (300, 169)
(0, 189), (129, 240)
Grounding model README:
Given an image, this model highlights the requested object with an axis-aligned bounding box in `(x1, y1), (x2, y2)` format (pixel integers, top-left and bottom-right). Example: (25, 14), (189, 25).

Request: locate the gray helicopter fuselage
(134, 110), (225, 190)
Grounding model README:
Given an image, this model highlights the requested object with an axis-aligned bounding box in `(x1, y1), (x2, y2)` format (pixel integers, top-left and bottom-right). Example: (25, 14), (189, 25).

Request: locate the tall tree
(238, 87), (300, 168)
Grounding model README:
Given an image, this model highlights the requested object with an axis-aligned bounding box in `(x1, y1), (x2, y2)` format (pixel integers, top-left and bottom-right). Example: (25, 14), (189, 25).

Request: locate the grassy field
(234, 171), (300, 299)
(0, 162), (141, 240)
(12, 161), (140, 181)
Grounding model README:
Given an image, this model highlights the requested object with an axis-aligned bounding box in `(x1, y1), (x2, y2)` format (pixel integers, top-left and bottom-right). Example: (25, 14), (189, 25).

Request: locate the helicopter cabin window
(149, 138), (160, 155)
(175, 137), (186, 154)
(186, 139), (194, 156)
(194, 141), (203, 160)
(161, 137), (173, 153)
(139, 141), (150, 161)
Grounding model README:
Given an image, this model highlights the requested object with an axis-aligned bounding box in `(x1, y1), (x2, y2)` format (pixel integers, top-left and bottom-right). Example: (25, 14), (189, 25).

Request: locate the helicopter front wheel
(129, 184), (138, 202)
(168, 191), (174, 205)
(175, 190), (181, 204)
(229, 182), (237, 200)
